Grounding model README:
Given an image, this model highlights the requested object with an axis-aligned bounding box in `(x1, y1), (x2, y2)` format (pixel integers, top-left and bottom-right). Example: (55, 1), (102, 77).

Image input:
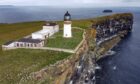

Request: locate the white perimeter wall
(43, 25), (59, 33)
(32, 33), (44, 39)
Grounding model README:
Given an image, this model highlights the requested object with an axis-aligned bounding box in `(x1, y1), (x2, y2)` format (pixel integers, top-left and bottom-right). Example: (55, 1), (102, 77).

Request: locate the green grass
(0, 21), (45, 45)
(45, 28), (84, 49)
(0, 20), (90, 84)
(0, 49), (71, 84)
(57, 19), (92, 29)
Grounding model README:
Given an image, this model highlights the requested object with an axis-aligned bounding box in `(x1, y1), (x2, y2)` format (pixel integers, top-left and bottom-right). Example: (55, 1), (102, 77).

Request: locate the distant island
(103, 9), (113, 13)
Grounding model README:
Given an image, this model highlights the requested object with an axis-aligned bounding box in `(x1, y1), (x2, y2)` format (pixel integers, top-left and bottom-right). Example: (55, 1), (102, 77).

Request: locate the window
(28, 44), (30, 47)
(44, 35), (46, 39)
(17, 43), (19, 47)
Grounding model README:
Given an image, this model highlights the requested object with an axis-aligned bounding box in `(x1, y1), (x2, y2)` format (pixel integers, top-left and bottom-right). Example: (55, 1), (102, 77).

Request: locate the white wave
(113, 66), (117, 70)
(106, 50), (116, 56)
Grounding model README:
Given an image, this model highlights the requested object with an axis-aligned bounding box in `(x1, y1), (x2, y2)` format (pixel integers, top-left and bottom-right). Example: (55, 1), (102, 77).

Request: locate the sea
(0, 6), (140, 84)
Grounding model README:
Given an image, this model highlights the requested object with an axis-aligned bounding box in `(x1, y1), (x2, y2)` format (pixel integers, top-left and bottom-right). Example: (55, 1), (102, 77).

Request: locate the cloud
(0, 0), (140, 7)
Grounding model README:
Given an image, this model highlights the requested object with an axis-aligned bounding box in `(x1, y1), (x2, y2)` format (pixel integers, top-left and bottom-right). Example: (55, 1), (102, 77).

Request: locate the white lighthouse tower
(63, 11), (72, 38)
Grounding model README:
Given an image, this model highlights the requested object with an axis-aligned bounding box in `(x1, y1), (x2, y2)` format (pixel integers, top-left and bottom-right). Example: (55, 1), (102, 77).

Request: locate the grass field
(45, 28), (84, 49)
(0, 19), (91, 84)
(0, 49), (71, 84)
(0, 21), (45, 45)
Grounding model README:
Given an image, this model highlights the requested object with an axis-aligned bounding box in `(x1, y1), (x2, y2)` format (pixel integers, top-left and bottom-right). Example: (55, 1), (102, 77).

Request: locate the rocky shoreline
(66, 29), (129, 84)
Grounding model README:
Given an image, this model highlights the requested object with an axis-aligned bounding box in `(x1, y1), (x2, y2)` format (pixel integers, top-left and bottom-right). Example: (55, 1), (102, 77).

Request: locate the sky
(0, 0), (140, 7)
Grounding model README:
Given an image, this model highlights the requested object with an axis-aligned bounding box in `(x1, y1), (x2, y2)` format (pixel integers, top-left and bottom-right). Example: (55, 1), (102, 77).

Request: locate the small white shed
(32, 22), (59, 40)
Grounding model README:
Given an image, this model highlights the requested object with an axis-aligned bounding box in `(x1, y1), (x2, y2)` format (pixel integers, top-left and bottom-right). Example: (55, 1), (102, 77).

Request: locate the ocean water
(0, 6), (140, 84)
(97, 9), (140, 84)
(0, 6), (139, 23)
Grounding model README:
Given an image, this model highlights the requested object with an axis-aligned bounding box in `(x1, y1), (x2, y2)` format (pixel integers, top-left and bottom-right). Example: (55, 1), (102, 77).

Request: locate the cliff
(87, 13), (133, 58)
(21, 13), (133, 84)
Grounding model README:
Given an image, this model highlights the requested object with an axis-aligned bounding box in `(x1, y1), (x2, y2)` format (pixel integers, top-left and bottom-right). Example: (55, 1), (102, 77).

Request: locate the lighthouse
(63, 11), (72, 38)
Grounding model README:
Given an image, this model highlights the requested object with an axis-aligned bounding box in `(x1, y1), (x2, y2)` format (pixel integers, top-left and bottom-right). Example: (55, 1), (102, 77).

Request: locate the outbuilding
(32, 22), (59, 39)
(14, 38), (44, 48)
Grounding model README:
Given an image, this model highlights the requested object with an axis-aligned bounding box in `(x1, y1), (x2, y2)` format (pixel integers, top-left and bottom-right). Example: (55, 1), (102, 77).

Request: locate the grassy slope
(0, 21), (45, 45)
(0, 49), (70, 84)
(46, 28), (83, 49)
(0, 19), (91, 84)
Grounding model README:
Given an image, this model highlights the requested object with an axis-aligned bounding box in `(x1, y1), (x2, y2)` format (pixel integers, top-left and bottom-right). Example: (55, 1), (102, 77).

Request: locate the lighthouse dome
(64, 11), (71, 21)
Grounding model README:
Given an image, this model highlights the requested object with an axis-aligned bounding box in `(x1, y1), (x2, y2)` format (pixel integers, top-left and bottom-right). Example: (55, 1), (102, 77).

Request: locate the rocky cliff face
(23, 13), (133, 84)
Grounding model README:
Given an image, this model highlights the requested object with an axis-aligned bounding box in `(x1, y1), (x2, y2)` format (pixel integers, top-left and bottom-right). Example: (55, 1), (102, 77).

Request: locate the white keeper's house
(32, 22), (59, 39)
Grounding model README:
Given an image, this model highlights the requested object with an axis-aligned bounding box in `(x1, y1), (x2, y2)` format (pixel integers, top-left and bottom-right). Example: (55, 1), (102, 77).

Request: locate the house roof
(3, 40), (15, 45)
(17, 38), (43, 43)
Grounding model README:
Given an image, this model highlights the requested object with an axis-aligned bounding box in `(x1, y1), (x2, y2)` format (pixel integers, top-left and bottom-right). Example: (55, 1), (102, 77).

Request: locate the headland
(0, 13), (133, 84)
